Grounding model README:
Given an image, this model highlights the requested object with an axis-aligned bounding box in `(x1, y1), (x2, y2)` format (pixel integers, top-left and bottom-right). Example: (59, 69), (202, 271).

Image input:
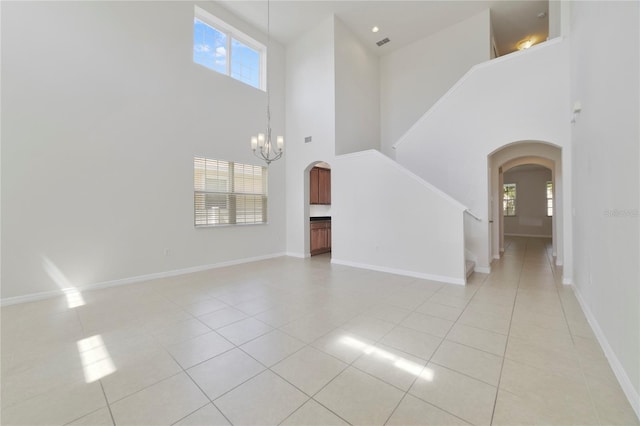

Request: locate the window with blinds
(194, 157), (267, 226)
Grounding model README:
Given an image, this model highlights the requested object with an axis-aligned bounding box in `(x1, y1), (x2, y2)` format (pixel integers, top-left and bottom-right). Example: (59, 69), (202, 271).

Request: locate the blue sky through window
(193, 18), (226, 74)
(193, 18), (261, 90)
(231, 39), (260, 89)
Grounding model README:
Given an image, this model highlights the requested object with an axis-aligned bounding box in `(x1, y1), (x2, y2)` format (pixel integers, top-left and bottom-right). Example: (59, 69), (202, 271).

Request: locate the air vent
(376, 37), (390, 47)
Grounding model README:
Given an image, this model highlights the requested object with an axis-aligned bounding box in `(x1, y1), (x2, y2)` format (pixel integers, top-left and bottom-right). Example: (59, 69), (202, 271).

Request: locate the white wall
(503, 167), (553, 237)
(332, 150), (466, 284)
(334, 18), (380, 155)
(394, 39), (572, 277)
(1, 1), (286, 301)
(285, 17), (336, 257)
(380, 10), (491, 157)
(570, 0), (639, 416)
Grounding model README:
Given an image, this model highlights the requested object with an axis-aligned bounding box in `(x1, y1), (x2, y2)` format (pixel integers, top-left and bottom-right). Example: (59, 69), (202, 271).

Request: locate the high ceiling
(217, 0), (549, 56)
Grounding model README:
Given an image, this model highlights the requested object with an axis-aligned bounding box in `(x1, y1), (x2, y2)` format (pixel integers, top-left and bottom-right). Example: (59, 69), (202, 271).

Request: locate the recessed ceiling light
(372, 26), (379, 33)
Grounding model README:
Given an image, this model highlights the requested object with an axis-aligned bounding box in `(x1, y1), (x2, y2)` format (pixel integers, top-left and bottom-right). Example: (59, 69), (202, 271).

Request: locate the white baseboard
(474, 266), (491, 274)
(504, 233), (553, 238)
(330, 258), (466, 286)
(285, 252), (309, 259)
(1, 252), (287, 307)
(562, 277), (573, 286)
(570, 284), (640, 420)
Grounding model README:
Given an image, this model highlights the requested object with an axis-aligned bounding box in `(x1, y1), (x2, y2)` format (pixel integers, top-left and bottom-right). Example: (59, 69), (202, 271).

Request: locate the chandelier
(251, 0), (283, 165)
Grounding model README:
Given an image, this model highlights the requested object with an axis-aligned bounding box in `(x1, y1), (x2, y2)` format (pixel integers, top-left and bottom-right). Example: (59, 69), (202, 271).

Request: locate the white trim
(336, 150), (468, 211)
(286, 252), (308, 259)
(562, 277), (573, 286)
(330, 258), (466, 286)
(1, 252), (286, 307)
(504, 233), (552, 238)
(493, 255), (501, 260)
(570, 284), (640, 420)
(464, 209), (482, 221)
(392, 37), (564, 150)
(474, 266), (491, 274)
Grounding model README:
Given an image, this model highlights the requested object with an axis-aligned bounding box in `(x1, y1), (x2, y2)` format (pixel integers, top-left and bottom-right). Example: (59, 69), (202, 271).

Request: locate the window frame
(503, 183), (517, 217)
(194, 157), (268, 227)
(194, 6), (267, 91)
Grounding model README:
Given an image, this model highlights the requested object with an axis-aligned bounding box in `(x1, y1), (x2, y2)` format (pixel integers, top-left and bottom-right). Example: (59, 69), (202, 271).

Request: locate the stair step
(465, 260), (475, 278)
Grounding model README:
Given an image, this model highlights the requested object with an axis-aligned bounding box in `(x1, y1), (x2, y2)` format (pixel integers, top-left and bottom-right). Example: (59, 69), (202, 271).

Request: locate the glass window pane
(503, 183), (516, 216)
(231, 38), (260, 89)
(194, 18), (227, 75)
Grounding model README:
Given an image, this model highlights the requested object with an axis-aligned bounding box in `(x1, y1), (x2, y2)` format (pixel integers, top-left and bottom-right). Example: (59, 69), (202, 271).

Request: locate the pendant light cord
(266, 0), (271, 141)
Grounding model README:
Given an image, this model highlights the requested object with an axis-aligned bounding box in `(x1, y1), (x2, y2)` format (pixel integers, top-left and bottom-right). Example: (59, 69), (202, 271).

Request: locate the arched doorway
(488, 142), (563, 265)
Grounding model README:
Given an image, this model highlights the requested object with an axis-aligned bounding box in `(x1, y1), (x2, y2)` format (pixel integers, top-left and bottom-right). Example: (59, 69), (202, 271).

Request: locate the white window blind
(194, 157), (267, 226)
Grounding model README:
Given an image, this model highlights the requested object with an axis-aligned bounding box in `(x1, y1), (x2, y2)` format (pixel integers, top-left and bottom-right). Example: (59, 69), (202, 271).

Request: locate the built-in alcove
(307, 161), (332, 257)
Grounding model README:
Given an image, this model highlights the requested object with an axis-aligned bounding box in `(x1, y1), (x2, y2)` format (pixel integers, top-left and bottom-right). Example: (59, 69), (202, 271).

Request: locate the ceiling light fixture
(251, 0), (283, 165)
(372, 26), (379, 33)
(517, 39), (534, 50)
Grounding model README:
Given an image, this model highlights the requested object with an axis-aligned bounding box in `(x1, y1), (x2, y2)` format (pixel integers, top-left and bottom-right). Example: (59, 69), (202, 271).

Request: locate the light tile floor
(2, 237), (638, 425)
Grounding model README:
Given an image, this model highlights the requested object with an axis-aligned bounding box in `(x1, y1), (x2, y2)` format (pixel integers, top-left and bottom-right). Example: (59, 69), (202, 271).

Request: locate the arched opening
(303, 161), (332, 259)
(488, 141), (563, 265)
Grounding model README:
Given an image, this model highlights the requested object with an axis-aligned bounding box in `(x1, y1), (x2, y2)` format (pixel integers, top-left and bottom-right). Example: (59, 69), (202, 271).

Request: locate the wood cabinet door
(318, 168), (331, 204)
(310, 221), (331, 255)
(310, 167), (320, 204)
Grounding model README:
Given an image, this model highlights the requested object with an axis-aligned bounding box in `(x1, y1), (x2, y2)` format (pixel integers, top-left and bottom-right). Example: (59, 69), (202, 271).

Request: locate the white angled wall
(570, 0), (640, 416)
(332, 150), (466, 284)
(1, 1), (286, 301)
(380, 9), (491, 157)
(394, 39), (572, 276)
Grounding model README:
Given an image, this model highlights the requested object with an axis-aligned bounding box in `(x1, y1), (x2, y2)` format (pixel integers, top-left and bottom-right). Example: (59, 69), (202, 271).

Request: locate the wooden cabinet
(310, 167), (331, 205)
(310, 220), (331, 255)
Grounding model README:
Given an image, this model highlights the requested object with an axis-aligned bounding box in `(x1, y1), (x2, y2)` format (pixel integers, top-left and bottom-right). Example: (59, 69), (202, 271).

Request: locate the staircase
(465, 260), (475, 278)
(393, 38), (569, 272)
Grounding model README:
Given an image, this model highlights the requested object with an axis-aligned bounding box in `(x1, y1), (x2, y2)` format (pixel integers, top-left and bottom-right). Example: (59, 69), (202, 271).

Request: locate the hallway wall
(570, 0), (640, 415)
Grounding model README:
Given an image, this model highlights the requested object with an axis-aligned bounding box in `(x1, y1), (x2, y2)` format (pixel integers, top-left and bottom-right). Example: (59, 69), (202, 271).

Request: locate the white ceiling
(217, 0), (549, 56)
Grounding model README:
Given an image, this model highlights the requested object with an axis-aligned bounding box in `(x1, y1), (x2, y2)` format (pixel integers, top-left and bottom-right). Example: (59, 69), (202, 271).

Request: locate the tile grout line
(73, 305), (118, 426)
(381, 270), (491, 425)
(488, 239), (528, 425)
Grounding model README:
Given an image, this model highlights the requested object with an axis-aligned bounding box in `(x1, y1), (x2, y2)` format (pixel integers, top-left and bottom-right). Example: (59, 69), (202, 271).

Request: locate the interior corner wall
(379, 9), (491, 157)
(334, 17), (380, 155)
(284, 16), (336, 257)
(503, 168), (552, 237)
(1, 1), (287, 300)
(570, 0), (640, 414)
